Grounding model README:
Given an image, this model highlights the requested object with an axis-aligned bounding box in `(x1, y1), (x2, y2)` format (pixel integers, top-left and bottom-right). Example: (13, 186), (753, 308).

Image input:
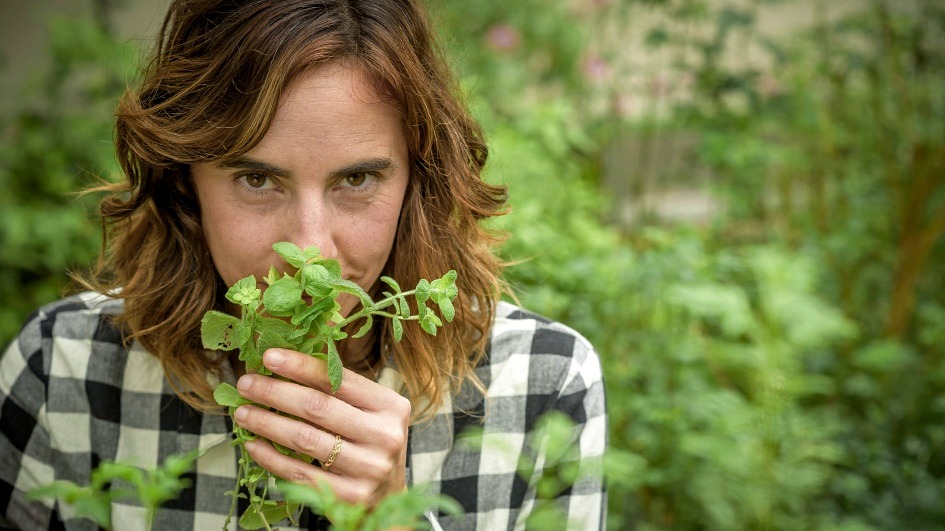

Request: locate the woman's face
(192, 63), (409, 317)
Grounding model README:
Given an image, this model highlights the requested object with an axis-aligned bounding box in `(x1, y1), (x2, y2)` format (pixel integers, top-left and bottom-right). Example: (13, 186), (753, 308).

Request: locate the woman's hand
(232, 347), (411, 507)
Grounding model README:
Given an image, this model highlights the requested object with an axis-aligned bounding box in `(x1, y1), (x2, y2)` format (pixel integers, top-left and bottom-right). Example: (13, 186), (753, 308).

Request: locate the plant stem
(335, 290), (417, 329)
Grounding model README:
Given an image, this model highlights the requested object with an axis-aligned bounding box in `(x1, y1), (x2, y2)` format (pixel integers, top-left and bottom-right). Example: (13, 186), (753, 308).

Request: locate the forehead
(285, 56), (401, 110)
(281, 64), (387, 112)
(244, 63), (408, 163)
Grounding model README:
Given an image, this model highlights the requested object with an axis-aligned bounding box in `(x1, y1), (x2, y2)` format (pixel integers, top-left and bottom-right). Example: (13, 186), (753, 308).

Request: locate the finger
(245, 438), (375, 505)
(233, 404), (377, 476)
(261, 348), (408, 414)
(236, 373), (374, 439)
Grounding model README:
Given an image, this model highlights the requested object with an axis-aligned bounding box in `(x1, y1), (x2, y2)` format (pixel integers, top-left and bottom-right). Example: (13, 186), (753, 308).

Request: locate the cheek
(373, 192), (406, 247)
(340, 196), (404, 275)
(201, 200), (277, 286)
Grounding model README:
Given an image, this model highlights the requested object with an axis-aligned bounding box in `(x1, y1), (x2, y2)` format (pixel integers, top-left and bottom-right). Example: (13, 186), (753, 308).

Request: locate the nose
(283, 192), (337, 261)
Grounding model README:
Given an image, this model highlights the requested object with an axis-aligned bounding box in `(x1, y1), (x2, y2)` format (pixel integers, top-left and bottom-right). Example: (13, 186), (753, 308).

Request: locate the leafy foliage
(429, 0), (945, 528)
(201, 242), (458, 529)
(28, 451), (199, 530)
(0, 15), (135, 345)
(279, 480), (462, 531)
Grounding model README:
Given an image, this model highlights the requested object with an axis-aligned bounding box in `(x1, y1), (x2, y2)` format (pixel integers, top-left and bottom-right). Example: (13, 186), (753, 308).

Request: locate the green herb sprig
(28, 451), (200, 530)
(200, 242), (459, 529)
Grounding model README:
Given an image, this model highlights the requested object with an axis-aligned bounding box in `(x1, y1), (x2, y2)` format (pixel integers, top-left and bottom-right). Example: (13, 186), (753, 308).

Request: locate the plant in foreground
(200, 242), (460, 529)
(28, 450), (200, 529)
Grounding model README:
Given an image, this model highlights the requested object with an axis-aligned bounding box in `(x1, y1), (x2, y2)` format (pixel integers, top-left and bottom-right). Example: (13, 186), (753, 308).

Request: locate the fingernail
(237, 375), (252, 392)
(233, 405), (248, 423)
(264, 349), (284, 368)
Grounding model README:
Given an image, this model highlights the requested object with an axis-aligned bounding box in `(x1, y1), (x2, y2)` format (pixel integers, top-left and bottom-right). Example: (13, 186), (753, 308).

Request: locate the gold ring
(322, 434), (342, 470)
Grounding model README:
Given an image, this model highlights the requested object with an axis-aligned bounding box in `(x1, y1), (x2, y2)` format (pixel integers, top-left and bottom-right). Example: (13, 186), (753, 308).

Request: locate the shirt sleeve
(0, 312), (60, 530)
(535, 333), (608, 530)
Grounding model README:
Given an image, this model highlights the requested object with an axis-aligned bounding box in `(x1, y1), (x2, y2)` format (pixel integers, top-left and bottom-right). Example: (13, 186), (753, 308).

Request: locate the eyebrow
(329, 157), (396, 179)
(218, 157), (291, 178)
(217, 156), (396, 179)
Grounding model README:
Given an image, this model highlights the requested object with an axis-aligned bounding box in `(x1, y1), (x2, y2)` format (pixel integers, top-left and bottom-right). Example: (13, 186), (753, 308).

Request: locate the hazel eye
(234, 172), (280, 196)
(243, 174), (269, 188)
(346, 173), (368, 187)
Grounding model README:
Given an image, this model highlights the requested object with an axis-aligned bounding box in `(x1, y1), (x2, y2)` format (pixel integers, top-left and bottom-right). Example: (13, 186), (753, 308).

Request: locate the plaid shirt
(1, 292), (606, 530)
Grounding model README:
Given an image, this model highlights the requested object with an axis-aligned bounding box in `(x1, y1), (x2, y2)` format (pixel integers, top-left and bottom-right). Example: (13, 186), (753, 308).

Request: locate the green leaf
(30, 481), (112, 528)
(380, 276), (401, 293)
(264, 266), (280, 285)
(435, 269), (457, 289)
(420, 312), (442, 336)
(326, 340), (343, 394)
(302, 246), (322, 262)
(291, 296), (336, 328)
(239, 501), (295, 530)
(525, 502), (567, 530)
(225, 276), (261, 306)
(255, 316), (296, 338)
(363, 486), (462, 530)
(298, 336), (323, 356)
(438, 297), (455, 322)
(72, 494), (113, 529)
(392, 317), (403, 342)
(239, 341), (262, 373)
(257, 328), (296, 353)
(296, 305), (332, 333)
(330, 327), (348, 341)
(398, 297), (410, 319)
(213, 383), (253, 408)
(319, 259), (342, 279)
(301, 264), (332, 297)
(415, 279), (431, 304)
(272, 242), (305, 268)
(94, 461), (142, 486)
(352, 315), (373, 339)
(331, 278), (372, 305)
(27, 480), (83, 502)
(278, 480), (366, 528)
(235, 320), (253, 347)
(277, 479), (333, 512)
(262, 276), (303, 314)
(201, 310), (240, 351)
(245, 467), (266, 484)
(272, 442), (293, 456)
(431, 270), (458, 303)
(163, 449), (201, 478)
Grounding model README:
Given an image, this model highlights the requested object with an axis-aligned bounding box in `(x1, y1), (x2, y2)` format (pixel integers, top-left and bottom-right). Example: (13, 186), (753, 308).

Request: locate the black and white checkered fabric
(1, 292), (606, 530)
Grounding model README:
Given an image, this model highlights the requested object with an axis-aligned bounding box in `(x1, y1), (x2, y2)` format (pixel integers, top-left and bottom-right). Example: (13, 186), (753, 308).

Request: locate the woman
(0, 1), (607, 529)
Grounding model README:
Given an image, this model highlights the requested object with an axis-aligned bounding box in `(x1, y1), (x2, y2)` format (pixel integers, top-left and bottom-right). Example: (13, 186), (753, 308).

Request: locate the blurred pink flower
(583, 54), (611, 83)
(485, 24), (521, 53)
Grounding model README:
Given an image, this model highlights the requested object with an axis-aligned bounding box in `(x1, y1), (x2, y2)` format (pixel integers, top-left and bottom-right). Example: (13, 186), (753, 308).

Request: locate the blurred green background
(1, 0), (944, 529)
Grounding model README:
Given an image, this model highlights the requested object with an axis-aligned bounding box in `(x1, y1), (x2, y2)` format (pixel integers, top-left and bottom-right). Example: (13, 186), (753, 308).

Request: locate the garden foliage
(2, 1), (944, 529)
(430, 0), (945, 529)
(0, 15), (134, 342)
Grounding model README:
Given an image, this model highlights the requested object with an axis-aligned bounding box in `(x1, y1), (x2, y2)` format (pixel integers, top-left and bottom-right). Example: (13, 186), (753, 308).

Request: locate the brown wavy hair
(80, 0), (508, 421)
